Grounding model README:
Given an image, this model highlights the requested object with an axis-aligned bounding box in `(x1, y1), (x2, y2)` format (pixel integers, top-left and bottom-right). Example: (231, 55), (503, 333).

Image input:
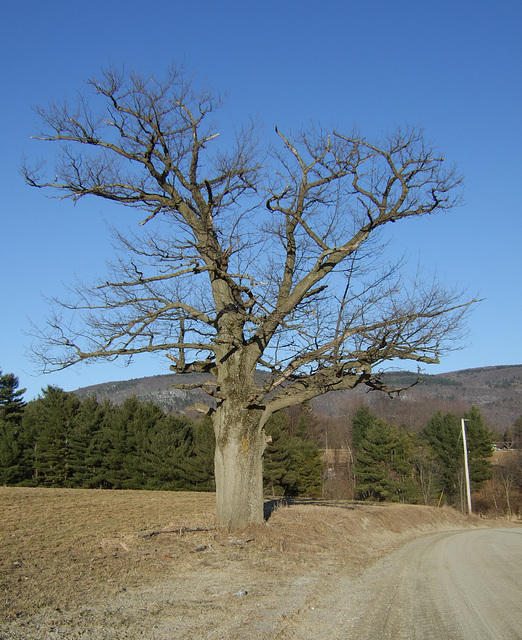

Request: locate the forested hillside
(74, 365), (522, 433)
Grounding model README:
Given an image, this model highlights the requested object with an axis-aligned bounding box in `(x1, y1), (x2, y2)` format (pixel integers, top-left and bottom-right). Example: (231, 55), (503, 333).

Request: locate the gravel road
(295, 528), (522, 640)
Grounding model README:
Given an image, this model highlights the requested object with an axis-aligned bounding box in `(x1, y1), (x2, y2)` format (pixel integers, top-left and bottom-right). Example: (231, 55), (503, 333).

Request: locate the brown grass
(0, 487), (508, 624)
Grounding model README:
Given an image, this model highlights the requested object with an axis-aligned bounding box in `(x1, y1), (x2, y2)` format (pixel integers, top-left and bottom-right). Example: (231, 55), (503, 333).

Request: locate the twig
(138, 525), (217, 538)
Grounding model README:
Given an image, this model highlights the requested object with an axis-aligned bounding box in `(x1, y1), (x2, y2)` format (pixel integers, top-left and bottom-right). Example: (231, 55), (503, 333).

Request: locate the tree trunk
(213, 399), (266, 529)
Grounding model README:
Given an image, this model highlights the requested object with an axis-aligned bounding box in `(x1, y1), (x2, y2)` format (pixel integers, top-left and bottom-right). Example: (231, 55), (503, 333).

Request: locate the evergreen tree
(143, 414), (193, 489)
(0, 370), (27, 484)
(96, 395), (165, 488)
(462, 406), (494, 491)
(0, 422), (23, 484)
(422, 411), (461, 501)
(23, 387), (82, 486)
(287, 437), (324, 496)
(2, 382), (323, 495)
(0, 370), (26, 423)
(422, 407), (494, 507)
(263, 411), (323, 497)
(354, 413), (419, 502)
(3, 384), (217, 490)
(145, 414), (215, 490)
(263, 412), (294, 495)
(70, 395), (111, 487)
(351, 406), (375, 449)
(188, 417), (215, 490)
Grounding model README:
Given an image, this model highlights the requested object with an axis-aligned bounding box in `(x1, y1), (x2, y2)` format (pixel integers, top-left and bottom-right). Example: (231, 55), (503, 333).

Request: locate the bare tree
(494, 451), (522, 517)
(23, 66), (474, 529)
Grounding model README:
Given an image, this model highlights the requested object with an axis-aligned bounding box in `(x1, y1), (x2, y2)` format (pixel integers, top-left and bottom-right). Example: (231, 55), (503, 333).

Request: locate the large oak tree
(24, 66), (473, 529)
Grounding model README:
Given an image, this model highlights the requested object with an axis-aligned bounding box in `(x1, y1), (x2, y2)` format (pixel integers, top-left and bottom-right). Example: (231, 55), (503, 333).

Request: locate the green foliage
(0, 370), (26, 423)
(0, 372), (320, 497)
(0, 423), (23, 484)
(353, 410), (419, 503)
(22, 386), (82, 487)
(351, 406), (375, 449)
(0, 370), (27, 484)
(6, 387), (216, 491)
(70, 396), (112, 487)
(462, 406), (494, 489)
(263, 411), (323, 497)
(422, 407), (494, 506)
(145, 414), (215, 491)
(422, 411), (461, 499)
(1, 364), (496, 506)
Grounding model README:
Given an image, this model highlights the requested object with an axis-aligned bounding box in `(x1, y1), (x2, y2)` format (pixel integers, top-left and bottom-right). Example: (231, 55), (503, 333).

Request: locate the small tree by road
(24, 66), (473, 529)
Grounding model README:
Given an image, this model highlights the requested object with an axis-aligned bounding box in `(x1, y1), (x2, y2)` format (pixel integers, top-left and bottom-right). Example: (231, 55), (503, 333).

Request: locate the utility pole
(461, 418), (472, 515)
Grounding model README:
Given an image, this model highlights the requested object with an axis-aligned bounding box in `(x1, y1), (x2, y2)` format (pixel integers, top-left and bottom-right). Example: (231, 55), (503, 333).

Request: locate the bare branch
(25, 65), (477, 528)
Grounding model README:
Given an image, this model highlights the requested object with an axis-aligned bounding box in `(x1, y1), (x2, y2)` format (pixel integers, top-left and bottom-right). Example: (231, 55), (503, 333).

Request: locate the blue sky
(1, 0), (521, 400)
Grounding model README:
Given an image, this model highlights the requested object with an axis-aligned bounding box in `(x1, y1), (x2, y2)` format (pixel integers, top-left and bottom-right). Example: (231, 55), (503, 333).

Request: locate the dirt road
(292, 528), (522, 639)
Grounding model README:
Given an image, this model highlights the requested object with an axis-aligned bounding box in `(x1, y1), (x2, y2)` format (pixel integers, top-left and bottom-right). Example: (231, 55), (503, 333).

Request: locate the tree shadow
(263, 497), (384, 521)
(263, 498), (287, 520)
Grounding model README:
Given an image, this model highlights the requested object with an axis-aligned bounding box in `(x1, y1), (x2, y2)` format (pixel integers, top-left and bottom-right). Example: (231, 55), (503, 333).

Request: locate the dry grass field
(0, 487), (516, 639)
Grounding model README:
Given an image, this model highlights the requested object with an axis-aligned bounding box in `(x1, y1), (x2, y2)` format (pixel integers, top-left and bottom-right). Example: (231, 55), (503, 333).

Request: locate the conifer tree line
(0, 370), (323, 495)
(346, 405), (497, 509)
(1, 368), (514, 508)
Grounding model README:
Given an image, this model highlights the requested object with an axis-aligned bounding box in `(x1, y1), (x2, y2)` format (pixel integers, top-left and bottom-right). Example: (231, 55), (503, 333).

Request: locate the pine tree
(83, 399), (118, 488)
(145, 414), (215, 490)
(96, 396), (165, 489)
(422, 411), (461, 501)
(0, 370), (27, 485)
(25, 387), (82, 486)
(69, 395), (110, 487)
(0, 422), (22, 484)
(143, 414), (193, 489)
(422, 408), (494, 507)
(354, 414), (418, 502)
(355, 419), (395, 501)
(263, 412), (293, 495)
(263, 411), (323, 497)
(0, 370), (26, 423)
(287, 437), (324, 497)
(351, 406), (375, 449)
(188, 417), (216, 490)
(462, 406), (493, 491)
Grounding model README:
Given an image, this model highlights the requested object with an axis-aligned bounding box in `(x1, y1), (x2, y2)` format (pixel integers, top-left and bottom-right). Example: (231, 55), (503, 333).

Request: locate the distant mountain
(312, 365), (522, 433)
(74, 364), (522, 434)
(74, 372), (213, 416)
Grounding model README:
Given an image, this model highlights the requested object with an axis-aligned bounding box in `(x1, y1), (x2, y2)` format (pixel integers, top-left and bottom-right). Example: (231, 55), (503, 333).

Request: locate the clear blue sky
(1, 0), (521, 400)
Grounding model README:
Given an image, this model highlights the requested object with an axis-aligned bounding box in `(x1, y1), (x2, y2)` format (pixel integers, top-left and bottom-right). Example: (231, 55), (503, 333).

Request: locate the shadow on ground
(263, 497), (387, 520)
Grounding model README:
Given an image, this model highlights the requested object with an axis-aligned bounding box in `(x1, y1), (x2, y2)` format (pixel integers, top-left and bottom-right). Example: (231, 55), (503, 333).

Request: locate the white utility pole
(461, 418), (473, 515)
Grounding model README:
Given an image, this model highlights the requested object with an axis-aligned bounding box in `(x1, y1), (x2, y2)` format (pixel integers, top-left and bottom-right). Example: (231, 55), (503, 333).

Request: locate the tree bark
(213, 398), (266, 529)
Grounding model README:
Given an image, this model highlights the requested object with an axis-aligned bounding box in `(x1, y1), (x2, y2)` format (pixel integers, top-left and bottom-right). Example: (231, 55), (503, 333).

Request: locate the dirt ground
(0, 488), (518, 639)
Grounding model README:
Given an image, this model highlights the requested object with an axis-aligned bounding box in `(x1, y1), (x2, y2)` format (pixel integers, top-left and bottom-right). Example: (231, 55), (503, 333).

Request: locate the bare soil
(0, 487), (517, 639)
